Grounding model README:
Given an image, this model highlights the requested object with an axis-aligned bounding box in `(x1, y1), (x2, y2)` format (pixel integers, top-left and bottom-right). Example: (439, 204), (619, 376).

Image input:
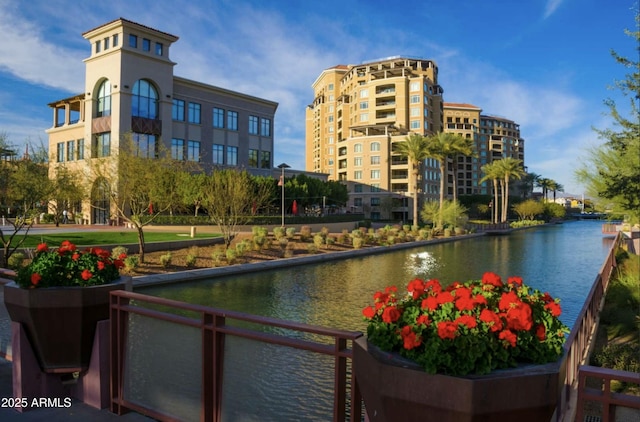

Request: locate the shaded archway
(91, 177), (110, 225)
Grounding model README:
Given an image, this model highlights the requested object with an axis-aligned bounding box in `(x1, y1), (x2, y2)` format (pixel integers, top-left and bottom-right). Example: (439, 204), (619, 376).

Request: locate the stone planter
(3, 278), (130, 373)
(353, 337), (566, 422)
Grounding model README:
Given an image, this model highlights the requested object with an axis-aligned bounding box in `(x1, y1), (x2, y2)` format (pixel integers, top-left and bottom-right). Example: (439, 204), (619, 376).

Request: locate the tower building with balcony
(305, 57), (444, 221)
(47, 18), (278, 224)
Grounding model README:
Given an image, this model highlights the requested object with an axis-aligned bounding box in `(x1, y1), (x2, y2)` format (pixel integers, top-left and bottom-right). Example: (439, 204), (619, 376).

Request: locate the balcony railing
(110, 291), (363, 422)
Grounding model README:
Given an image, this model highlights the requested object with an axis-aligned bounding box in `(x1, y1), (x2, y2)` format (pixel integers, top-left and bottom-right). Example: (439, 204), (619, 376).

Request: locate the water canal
(129, 220), (612, 421)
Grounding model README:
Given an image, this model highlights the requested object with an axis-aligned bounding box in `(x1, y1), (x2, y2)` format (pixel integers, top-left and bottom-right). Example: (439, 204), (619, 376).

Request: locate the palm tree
(425, 132), (459, 227)
(517, 172), (540, 199)
(495, 158), (525, 222)
(450, 135), (477, 203)
(549, 181), (564, 203)
(536, 178), (553, 202)
(480, 161), (503, 224)
(393, 133), (432, 229)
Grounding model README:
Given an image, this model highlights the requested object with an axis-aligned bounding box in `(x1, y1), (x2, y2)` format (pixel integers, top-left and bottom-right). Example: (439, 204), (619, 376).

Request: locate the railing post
(109, 292), (130, 415)
(202, 312), (225, 422)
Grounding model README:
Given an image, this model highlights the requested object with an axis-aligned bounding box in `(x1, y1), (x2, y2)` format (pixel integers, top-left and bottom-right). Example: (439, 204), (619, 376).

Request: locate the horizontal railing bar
(112, 298), (360, 356)
(111, 290), (361, 339)
(115, 398), (184, 422)
(580, 365), (640, 385)
(216, 324), (358, 357)
(580, 388), (640, 407)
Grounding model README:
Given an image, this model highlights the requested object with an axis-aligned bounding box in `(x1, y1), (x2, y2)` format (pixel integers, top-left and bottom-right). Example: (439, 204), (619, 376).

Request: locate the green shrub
(273, 227), (286, 240)
(286, 227), (296, 239)
(124, 255), (139, 272)
(211, 249), (225, 267)
(235, 240), (250, 257)
(225, 248), (237, 265)
(313, 233), (325, 248)
(185, 246), (198, 267)
(300, 226), (312, 241)
(160, 252), (172, 268)
(352, 237), (364, 249)
(307, 243), (319, 254)
(7, 252), (25, 270)
(111, 246), (128, 259)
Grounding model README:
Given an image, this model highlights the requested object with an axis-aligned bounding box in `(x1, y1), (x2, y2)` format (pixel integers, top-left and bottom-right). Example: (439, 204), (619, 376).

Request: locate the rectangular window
(142, 38), (151, 51)
(93, 133), (110, 158)
(410, 107), (420, 117)
(354, 157), (362, 166)
(155, 42), (163, 56)
(112, 34), (119, 47)
(172, 99), (185, 121)
(354, 170), (362, 180)
(371, 197), (381, 206)
(227, 146), (238, 166)
(248, 149), (258, 167)
(133, 133), (157, 158)
(187, 140), (200, 162)
(410, 120), (420, 129)
(95, 40), (101, 53)
(213, 108), (225, 128)
(227, 111), (238, 131)
(66, 140), (75, 161)
(249, 116), (259, 134)
(77, 139), (84, 160)
(371, 170), (380, 179)
(371, 184), (381, 192)
(410, 82), (420, 91)
(260, 151), (271, 168)
(57, 143), (64, 162)
(188, 102), (201, 124)
(354, 198), (363, 206)
(212, 144), (224, 164)
(129, 34), (137, 48)
(104, 37), (109, 50)
(360, 101), (368, 110)
(261, 118), (271, 136)
(410, 95), (420, 103)
(371, 155), (380, 165)
(354, 184), (363, 193)
(171, 138), (184, 160)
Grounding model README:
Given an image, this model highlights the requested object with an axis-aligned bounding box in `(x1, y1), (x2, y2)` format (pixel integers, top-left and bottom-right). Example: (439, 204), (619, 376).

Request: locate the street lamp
(277, 163), (290, 227)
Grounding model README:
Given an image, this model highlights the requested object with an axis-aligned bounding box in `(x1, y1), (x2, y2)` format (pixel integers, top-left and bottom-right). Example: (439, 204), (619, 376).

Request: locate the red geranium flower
(31, 273), (41, 286)
(407, 278), (425, 299)
(536, 324), (546, 341)
(97, 261), (105, 270)
(499, 329), (517, 347)
(81, 269), (93, 281)
(400, 326), (422, 350)
(544, 301), (562, 317)
(437, 321), (458, 340)
(482, 271), (503, 287)
(36, 243), (48, 253)
(362, 306), (376, 319)
(480, 309), (503, 332)
(421, 296), (438, 311)
(416, 314), (430, 326)
(381, 306), (401, 323)
(505, 303), (533, 331)
(454, 315), (477, 329)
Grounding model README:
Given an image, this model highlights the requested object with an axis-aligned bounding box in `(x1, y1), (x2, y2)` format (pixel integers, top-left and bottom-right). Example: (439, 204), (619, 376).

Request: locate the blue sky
(0, 0), (636, 195)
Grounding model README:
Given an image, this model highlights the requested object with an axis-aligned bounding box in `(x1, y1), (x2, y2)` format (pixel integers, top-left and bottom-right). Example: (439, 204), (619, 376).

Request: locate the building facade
(47, 18), (278, 224)
(305, 57), (444, 221)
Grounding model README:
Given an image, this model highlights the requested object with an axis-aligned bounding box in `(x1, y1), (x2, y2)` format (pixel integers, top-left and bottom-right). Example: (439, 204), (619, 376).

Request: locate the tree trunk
(493, 179), (499, 224)
(438, 164), (446, 228)
(136, 226), (146, 263)
(412, 161), (419, 230)
(502, 178), (510, 223)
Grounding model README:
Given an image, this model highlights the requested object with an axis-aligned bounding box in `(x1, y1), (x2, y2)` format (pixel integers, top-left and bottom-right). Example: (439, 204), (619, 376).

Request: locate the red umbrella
(292, 200), (298, 216)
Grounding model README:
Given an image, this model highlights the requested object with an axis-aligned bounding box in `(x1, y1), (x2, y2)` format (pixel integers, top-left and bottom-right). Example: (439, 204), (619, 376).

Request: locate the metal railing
(109, 290), (363, 422)
(575, 365), (640, 422)
(555, 232), (622, 421)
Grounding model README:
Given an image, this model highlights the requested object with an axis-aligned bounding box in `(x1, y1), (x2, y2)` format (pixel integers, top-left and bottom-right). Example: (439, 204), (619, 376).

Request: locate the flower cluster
(16, 241), (126, 288)
(362, 272), (569, 376)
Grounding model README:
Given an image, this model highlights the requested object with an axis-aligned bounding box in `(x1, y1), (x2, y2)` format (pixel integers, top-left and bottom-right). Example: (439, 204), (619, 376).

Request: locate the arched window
(131, 80), (158, 119)
(371, 142), (381, 152)
(97, 80), (111, 117)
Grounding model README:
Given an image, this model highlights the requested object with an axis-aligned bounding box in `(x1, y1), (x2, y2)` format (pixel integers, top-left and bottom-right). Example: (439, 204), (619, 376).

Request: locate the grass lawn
(12, 231), (221, 248)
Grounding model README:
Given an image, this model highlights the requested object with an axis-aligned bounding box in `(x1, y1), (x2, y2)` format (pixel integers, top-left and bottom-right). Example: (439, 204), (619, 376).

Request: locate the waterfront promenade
(0, 222), (637, 421)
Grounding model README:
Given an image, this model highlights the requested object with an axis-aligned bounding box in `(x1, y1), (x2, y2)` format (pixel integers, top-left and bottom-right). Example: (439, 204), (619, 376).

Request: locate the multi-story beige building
(47, 18), (278, 224)
(439, 103), (526, 197)
(305, 56), (444, 221)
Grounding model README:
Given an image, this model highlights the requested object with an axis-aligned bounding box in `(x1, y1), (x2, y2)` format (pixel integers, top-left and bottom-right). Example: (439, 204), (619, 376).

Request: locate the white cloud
(543, 0), (565, 19)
